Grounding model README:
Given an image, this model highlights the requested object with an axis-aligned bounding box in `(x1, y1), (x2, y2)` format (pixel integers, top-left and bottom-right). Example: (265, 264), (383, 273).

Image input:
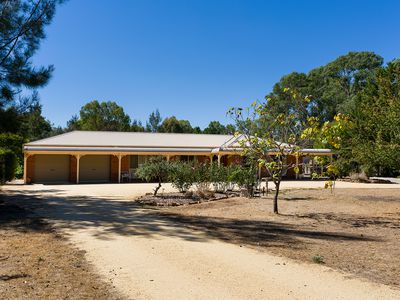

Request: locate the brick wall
(26, 155), (35, 183)
(110, 155), (130, 183)
(121, 156), (129, 172)
(69, 155), (77, 183)
(110, 155), (118, 183)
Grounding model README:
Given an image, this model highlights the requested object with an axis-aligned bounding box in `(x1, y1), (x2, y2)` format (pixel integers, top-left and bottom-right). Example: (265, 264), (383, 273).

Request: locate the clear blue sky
(33, 0), (400, 129)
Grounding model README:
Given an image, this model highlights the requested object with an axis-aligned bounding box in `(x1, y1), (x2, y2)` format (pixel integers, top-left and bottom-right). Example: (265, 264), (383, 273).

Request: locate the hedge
(0, 148), (17, 183)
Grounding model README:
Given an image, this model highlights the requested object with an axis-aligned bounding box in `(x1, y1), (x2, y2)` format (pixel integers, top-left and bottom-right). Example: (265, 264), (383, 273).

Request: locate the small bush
(193, 163), (212, 192)
(170, 161), (194, 193)
(228, 164), (257, 197)
(210, 163), (233, 193)
(312, 255), (325, 264)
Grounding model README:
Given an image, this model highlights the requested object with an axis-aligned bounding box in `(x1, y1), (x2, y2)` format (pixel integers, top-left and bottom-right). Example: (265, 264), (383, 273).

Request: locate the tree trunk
(273, 180), (280, 214)
(154, 182), (162, 196)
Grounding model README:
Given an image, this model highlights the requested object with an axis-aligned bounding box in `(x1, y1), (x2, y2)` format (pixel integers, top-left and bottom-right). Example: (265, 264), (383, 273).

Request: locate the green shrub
(193, 162), (212, 193)
(0, 133), (25, 179)
(228, 164), (257, 197)
(210, 163), (232, 193)
(312, 255), (325, 264)
(170, 161), (194, 193)
(0, 148), (17, 184)
(136, 156), (172, 196)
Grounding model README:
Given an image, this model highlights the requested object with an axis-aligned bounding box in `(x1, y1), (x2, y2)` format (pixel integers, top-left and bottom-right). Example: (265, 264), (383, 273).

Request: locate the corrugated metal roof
(25, 131), (332, 155)
(26, 131), (233, 149)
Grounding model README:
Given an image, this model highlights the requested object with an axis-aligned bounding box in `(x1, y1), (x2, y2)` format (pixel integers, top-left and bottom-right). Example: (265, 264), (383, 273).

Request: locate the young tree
(229, 89), (325, 214)
(135, 156), (171, 196)
(146, 109), (162, 132)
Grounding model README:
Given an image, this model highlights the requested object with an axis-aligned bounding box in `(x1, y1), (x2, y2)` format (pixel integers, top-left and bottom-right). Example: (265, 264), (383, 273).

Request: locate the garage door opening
(33, 154), (70, 184)
(79, 155), (111, 183)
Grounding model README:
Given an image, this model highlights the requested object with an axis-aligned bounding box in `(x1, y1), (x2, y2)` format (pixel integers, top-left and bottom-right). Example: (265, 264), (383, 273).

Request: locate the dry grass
(0, 199), (124, 300)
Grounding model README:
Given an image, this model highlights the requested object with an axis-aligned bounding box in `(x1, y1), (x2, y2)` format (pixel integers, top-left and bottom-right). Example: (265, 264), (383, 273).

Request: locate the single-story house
(23, 131), (332, 184)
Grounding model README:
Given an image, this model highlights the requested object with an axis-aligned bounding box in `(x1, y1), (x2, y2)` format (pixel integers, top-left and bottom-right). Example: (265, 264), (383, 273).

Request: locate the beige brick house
(23, 131), (332, 184)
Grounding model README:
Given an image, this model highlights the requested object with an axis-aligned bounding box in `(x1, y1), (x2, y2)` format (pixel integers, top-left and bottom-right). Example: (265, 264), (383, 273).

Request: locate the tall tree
(159, 116), (194, 133)
(131, 119), (145, 132)
(266, 52), (384, 123)
(0, 0), (62, 179)
(146, 109), (162, 132)
(203, 121), (227, 134)
(0, 0), (62, 133)
(66, 114), (80, 131)
(309, 51), (384, 121)
(76, 100), (131, 131)
(347, 60), (400, 176)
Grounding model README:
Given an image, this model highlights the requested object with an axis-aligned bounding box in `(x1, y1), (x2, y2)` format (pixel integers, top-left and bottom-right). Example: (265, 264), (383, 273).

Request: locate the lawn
(165, 188), (400, 288)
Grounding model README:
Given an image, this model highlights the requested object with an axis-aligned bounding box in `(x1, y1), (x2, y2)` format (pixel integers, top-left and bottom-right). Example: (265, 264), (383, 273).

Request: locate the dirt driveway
(2, 182), (400, 299)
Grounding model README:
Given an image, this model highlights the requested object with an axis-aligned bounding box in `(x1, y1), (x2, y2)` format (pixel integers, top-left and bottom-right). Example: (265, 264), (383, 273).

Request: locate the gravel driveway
(2, 182), (400, 299)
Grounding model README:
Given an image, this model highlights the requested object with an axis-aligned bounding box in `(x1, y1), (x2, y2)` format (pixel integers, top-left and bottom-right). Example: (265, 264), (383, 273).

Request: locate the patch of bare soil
(0, 199), (123, 300)
(136, 191), (229, 206)
(166, 188), (400, 288)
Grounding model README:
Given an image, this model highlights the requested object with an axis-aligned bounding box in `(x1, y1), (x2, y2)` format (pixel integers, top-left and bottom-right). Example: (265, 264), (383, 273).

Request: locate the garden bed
(135, 191), (232, 206)
(338, 177), (394, 184)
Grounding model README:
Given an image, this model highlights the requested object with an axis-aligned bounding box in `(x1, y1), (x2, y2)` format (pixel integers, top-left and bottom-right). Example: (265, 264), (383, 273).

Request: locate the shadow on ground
(0, 189), (379, 250)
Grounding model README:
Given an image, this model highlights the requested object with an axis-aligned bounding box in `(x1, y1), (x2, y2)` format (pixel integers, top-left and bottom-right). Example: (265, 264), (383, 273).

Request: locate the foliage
(131, 119), (145, 132)
(159, 116), (194, 133)
(0, 148), (17, 183)
(74, 100), (131, 131)
(265, 52), (384, 124)
(146, 109), (162, 132)
(229, 88), (337, 213)
(312, 255), (325, 264)
(135, 156), (172, 196)
(348, 60), (400, 176)
(169, 161), (194, 193)
(203, 121), (235, 135)
(18, 94), (52, 140)
(0, 0), (61, 108)
(0, 132), (25, 161)
(228, 163), (258, 196)
(209, 162), (236, 192)
(192, 162), (212, 192)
